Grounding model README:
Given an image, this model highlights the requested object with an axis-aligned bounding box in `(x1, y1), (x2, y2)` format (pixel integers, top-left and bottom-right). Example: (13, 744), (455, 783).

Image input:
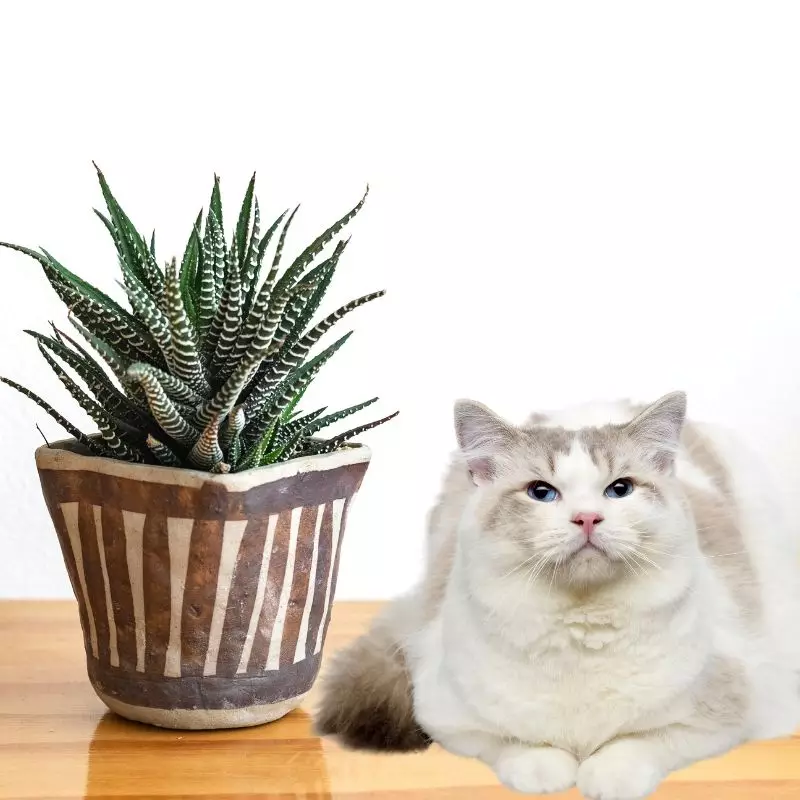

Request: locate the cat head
(454, 391), (691, 588)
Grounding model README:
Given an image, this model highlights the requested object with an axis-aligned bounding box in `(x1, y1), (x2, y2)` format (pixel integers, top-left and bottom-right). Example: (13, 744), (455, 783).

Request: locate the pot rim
(35, 437), (371, 492)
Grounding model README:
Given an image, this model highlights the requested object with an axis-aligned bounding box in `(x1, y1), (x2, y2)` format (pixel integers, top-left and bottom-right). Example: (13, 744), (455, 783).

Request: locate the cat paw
(493, 745), (579, 794)
(577, 740), (665, 800)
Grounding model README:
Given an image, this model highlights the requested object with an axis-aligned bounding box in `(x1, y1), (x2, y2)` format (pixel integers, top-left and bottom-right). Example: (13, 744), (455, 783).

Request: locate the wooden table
(1, 601), (798, 799)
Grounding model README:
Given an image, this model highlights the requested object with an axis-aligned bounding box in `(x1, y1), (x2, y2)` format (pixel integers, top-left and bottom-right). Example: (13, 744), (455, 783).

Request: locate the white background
(1, 1), (800, 599)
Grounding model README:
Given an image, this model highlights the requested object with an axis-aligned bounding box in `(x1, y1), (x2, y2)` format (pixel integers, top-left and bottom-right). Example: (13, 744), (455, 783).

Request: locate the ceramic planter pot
(35, 439), (370, 730)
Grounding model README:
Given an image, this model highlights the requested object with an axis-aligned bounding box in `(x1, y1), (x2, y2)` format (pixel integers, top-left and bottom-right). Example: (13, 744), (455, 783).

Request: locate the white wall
(2, 1), (800, 599)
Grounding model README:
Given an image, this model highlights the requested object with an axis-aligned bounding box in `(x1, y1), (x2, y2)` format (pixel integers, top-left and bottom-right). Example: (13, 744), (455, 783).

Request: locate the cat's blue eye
(527, 481), (560, 502)
(605, 478), (634, 499)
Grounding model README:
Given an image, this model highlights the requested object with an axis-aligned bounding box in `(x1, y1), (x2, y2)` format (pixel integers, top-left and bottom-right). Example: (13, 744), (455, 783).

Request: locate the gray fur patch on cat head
(453, 391), (689, 588)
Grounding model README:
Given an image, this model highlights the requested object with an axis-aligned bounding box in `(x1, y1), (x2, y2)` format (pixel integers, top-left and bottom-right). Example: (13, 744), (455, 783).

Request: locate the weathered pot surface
(35, 439), (370, 730)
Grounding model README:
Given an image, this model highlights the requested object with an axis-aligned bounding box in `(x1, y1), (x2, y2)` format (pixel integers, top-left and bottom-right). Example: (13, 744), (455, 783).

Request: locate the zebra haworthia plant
(0, 166), (397, 473)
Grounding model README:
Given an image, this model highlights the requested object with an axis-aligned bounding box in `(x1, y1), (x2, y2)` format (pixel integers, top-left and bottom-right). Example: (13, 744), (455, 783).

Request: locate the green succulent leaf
(27, 331), (145, 429)
(127, 363), (200, 447)
(94, 164), (165, 304)
(273, 185), (368, 297)
(0, 376), (107, 456)
(36, 343), (147, 462)
(220, 406), (245, 453)
(119, 275), (172, 365)
(163, 258), (209, 393)
(0, 242), (165, 367)
(246, 208), (288, 316)
(209, 175), (224, 237)
(208, 242), (243, 375)
(243, 330), (353, 441)
(239, 415), (280, 471)
(256, 288), (385, 400)
(235, 173), (256, 273)
(308, 411), (399, 454)
(264, 204), (299, 289)
(302, 397), (379, 438)
(281, 406), (327, 438)
(187, 414), (224, 470)
(179, 214), (202, 326)
(147, 435), (182, 467)
(266, 427), (306, 465)
(240, 199), (260, 299)
(0, 170), (395, 473)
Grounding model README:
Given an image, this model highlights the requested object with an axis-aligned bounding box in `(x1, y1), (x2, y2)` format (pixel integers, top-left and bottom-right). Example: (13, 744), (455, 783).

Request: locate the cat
(315, 392), (800, 799)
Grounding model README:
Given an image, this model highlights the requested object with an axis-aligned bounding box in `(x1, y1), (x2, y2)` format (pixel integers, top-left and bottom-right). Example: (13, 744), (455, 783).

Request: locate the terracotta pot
(35, 439), (370, 730)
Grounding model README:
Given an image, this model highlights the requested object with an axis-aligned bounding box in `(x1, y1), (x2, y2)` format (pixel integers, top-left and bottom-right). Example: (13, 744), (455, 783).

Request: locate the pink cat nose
(571, 512), (604, 536)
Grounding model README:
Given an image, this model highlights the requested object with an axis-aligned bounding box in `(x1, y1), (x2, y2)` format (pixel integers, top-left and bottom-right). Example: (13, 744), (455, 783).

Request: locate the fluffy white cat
(316, 392), (800, 799)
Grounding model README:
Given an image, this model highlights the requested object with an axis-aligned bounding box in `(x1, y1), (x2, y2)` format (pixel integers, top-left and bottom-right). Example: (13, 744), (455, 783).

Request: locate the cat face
(454, 392), (691, 588)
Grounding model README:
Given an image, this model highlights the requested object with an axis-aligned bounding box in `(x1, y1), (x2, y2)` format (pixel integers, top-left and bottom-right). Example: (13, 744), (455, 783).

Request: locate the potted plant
(0, 166), (396, 730)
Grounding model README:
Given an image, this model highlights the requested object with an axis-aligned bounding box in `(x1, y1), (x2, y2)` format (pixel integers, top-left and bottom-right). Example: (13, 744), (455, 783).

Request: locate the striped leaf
(93, 167), (146, 287)
(66, 316), (140, 396)
(288, 236), (347, 313)
(179, 213), (203, 327)
(128, 363), (203, 405)
(163, 258), (209, 393)
(194, 286), (296, 427)
(302, 397), (379, 438)
(208, 242), (243, 375)
(65, 288), (166, 368)
(295, 289), (384, 357)
(0, 242), (164, 366)
(260, 247), (343, 383)
(239, 416), (280, 471)
(222, 264), (282, 381)
(307, 411), (399, 454)
(264, 278), (318, 358)
(187, 414), (224, 470)
(27, 331), (145, 428)
(211, 460), (231, 474)
(243, 331), (353, 440)
(235, 283), (318, 415)
(48, 323), (124, 391)
(196, 213), (217, 337)
(246, 208), (288, 315)
(240, 199), (261, 306)
(209, 175), (224, 237)
(147, 435), (182, 467)
(119, 276), (172, 366)
(127, 363), (200, 447)
(94, 165), (165, 304)
(267, 428), (306, 465)
(281, 406), (327, 438)
(273, 185), (368, 298)
(229, 436), (242, 469)
(252, 289), (383, 408)
(264, 204), (299, 289)
(208, 211), (227, 310)
(281, 382), (313, 422)
(36, 344), (146, 462)
(0, 376), (107, 457)
(220, 406), (245, 453)
(235, 173), (256, 273)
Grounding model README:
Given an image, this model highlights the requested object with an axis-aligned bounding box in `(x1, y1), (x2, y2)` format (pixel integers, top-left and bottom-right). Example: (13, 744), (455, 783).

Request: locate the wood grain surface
(1, 600), (798, 799)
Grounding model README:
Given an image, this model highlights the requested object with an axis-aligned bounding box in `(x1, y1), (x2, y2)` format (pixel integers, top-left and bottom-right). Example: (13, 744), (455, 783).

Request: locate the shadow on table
(85, 709), (332, 798)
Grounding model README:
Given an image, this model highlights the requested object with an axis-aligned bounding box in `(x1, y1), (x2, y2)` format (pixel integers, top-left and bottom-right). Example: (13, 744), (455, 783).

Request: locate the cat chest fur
(414, 598), (708, 758)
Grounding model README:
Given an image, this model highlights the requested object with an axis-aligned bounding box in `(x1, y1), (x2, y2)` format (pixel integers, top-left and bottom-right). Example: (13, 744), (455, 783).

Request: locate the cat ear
(624, 391), (687, 471)
(454, 399), (517, 485)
